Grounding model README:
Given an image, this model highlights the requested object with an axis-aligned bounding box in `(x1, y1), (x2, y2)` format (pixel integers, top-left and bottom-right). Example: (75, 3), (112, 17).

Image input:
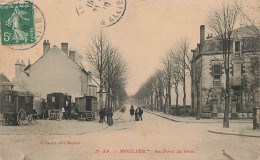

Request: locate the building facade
(191, 25), (259, 119)
(13, 40), (97, 101)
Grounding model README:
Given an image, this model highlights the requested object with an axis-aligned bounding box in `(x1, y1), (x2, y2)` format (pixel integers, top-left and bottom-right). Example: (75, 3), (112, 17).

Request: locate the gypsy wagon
(0, 90), (34, 125)
(75, 96), (97, 121)
(46, 93), (71, 120)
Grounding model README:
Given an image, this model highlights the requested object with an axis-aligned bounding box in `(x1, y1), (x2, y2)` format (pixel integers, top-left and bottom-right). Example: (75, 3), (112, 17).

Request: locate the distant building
(0, 73), (13, 91)
(191, 25), (259, 119)
(13, 40), (97, 101)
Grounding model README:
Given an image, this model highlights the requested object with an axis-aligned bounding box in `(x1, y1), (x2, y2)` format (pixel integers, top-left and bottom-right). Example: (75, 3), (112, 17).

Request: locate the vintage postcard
(0, 0), (259, 160)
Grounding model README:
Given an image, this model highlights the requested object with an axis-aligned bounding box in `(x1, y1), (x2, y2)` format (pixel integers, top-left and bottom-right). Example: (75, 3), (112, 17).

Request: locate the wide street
(0, 105), (259, 160)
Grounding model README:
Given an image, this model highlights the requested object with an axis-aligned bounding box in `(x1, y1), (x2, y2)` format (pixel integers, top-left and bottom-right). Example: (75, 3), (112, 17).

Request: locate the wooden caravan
(46, 93), (71, 120)
(0, 90), (34, 125)
(75, 96), (97, 121)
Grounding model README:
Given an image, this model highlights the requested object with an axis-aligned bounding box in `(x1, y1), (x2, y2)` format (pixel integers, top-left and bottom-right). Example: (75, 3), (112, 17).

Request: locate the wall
(25, 46), (82, 100)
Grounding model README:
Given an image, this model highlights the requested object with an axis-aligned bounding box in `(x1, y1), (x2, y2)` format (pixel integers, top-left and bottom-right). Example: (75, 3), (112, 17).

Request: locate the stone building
(191, 25), (259, 119)
(13, 40), (97, 101)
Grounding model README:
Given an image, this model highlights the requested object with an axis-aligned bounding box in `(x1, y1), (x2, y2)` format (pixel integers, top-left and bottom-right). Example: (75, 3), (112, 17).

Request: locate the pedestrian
(130, 105), (135, 121)
(102, 108), (106, 122)
(135, 109), (139, 121)
(107, 108), (113, 126)
(99, 109), (103, 123)
(139, 107), (143, 121)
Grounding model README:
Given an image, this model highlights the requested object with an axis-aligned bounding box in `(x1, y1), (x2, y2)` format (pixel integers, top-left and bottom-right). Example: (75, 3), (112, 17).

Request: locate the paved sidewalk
(146, 110), (260, 138)
(145, 110), (252, 123)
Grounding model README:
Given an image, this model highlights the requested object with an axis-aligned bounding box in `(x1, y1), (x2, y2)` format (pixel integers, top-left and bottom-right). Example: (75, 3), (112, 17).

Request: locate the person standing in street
(130, 105), (135, 121)
(99, 109), (104, 123)
(107, 108), (113, 126)
(139, 107), (143, 121)
(135, 109), (139, 121)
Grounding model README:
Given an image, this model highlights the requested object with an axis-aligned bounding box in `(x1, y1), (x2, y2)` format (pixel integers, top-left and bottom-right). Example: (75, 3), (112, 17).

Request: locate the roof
(191, 26), (259, 62)
(212, 26), (259, 40)
(21, 45), (99, 86)
(0, 73), (13, 86)
(24, 45), (88, 73)
(0, 73), (10, 83)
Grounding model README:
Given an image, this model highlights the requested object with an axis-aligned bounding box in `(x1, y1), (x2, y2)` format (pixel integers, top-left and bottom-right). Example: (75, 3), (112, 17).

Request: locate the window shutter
(209, 65), (213, 77)
(230, 64), (234, 76)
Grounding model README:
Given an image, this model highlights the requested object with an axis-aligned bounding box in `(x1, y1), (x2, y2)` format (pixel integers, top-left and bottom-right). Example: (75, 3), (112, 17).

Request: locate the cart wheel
(17, 109), (27, 126)
(27, 115), (33, 125)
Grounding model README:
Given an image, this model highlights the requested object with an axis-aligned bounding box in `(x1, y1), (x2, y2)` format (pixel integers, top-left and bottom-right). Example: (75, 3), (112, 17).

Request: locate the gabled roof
(0, 73), (10, 82)
(0, 73), (13, 86)
(21, 45), (99, 86)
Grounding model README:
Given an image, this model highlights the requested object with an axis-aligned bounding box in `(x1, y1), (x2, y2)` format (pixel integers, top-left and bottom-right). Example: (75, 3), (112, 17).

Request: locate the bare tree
(155, 70), (165, 112)
(84, 31), (110, 109)
(171, 38), (191, 116)
(161, 53), (173, 113)
(207, 1), (240, 128)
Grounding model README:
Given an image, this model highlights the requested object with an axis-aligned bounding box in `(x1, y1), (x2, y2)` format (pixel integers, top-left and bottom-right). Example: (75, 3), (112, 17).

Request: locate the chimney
(20, 60), (26, 71)
(69, 51), (76, 62)
(15, 60), (21, 77)
(61, 43), (68, 55)
(43, 40), (50, 55)
(206, 33), (213, 39)
(200, 25), (205, 44)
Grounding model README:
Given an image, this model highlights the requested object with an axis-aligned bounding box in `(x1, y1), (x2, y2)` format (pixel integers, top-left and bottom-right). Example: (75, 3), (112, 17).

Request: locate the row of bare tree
(134, 37), (192, 116)
(81, 31), (128, 110)
(134, 1), (259, 125)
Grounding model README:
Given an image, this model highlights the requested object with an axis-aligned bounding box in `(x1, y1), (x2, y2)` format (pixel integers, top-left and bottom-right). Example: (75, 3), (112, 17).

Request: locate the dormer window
(235, 41), (240, 52)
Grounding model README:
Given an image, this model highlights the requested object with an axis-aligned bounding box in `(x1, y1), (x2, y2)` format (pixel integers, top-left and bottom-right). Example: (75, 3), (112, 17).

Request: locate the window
(5, 95), (11, 102)
(235, 41), (240, 52)
(213, 65), (221, 80)
(25, 96), (29, 104)
(52, 96), (55, 102)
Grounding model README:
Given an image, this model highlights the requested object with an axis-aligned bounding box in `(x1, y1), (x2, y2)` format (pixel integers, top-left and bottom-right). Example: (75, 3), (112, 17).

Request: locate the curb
(146, 111), (181, 122)
(208, 130), (260, 138)
(146, 110), (252, 124)
(0, 148), (25, 160)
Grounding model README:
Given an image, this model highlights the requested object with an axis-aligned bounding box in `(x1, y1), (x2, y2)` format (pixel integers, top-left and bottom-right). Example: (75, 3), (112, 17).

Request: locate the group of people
(98, 105), (143, 125)
(130, 105), (143, 121)
(99, 108), (113, 126)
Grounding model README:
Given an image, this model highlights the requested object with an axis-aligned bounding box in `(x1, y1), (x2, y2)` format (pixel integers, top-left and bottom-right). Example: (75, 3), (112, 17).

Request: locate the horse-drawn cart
(0, 90), (34, 125)
(75, 96), (97, 121)
(46, 93), (71, 120)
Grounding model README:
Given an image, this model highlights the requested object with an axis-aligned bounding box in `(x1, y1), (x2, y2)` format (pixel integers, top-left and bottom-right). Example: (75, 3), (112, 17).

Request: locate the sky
(0, 0), (259, 103)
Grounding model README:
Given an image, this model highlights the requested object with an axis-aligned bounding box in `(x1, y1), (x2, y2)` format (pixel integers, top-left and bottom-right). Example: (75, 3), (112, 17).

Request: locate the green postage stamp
(0, 2), (35, 45)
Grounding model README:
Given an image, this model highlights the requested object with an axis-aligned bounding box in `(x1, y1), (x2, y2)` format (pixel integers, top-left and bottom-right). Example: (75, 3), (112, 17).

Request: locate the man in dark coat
(130, 105), (135, 121)
(139, 107), (143, 121)
(107, 108), (113, 126)
(99, 108), (105, 123)
(99, 109), (103, 123)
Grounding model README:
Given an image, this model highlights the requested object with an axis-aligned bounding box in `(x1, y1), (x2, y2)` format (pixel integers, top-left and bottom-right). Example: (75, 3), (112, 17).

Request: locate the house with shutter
(191, 25), (259, 119)
(12, 40), (97, 101)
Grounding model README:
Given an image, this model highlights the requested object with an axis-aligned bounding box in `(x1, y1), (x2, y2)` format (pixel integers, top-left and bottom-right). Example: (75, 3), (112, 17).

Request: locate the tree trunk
(196, 84), (200, 120)
(168, 76), (171, 112)
(175, 85), (179, 116)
